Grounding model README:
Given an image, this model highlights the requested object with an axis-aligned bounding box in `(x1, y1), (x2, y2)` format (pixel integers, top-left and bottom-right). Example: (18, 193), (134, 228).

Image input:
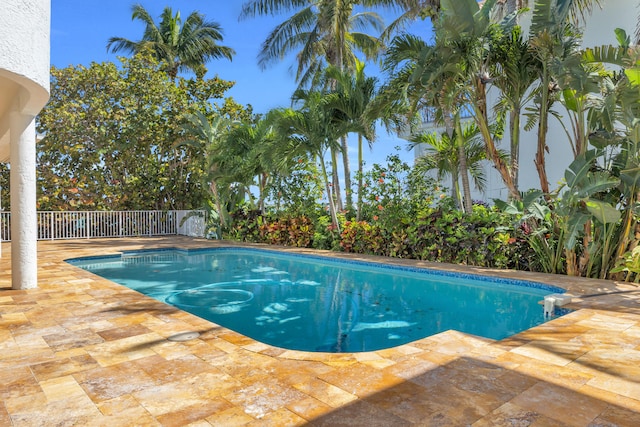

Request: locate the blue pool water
(68, 247), (567, 353)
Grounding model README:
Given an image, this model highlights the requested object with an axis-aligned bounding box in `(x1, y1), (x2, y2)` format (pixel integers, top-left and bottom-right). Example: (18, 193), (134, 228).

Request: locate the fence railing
(0, 210), (205, 241)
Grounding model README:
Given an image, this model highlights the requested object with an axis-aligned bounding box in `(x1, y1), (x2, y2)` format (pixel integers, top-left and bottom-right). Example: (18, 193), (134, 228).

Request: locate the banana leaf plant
(556, 149), (620, 277)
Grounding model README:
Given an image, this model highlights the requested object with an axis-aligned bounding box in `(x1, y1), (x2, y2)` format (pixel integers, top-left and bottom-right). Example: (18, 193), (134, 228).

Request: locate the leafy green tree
(489, 0), (602, 24)
(107, 4), (234, 79)
(583, 28), (640, 277)
(382, 0), (442, 39)
(526, 0), (583, 194)
(240, 0), (386, 85)
(267, 158), (325, 216)
(383, 0), (604, 201)
(383, 30), (478, 212)
(433, 0), (521, 200)
(494, 28), (639, 279)
(220, 115), (294, 214)
(490, 0), (601, 194)
(36, 52), (237, 211)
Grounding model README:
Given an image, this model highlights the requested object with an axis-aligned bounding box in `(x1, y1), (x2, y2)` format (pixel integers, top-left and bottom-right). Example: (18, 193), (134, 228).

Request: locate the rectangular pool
(67, 247), (567, 353)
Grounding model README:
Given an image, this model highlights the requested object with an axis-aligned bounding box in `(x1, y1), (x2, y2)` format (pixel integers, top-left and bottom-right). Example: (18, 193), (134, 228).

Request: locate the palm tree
(240, 0), (391, 211)
(411, 122), (487, 209)
(582, 29), (640, 276)
(323, 60), (382, 218)
(107, 4), (234, 79)
(271, 90), (347, 230)
(222, 116), (291, 214)
(490, 25), (538, 190)
(490, 0), (603, 25)
(386, 0), (603, 201)
(240, 0), (386, 84)
(383, 31), (478, 212)
(483, 0), (603, 194)
(381, 0), (441, 40)
(431, 0), (521, 201)
(179, 111), (230, 226)
(526, 0), (592, 194)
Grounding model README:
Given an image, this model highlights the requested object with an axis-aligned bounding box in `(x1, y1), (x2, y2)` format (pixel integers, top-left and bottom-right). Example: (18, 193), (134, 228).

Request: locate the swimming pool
(68, 247), (567, 352)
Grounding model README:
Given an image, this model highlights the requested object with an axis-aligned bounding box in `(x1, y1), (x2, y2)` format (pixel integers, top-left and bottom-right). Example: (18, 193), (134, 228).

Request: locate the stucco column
(10, 111), (37, 289)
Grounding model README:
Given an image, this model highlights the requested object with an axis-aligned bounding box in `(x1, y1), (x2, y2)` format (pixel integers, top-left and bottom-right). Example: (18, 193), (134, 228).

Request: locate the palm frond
(106, 37), (137, 54)
(257, 6), (316, 70)
(440, 0), (479, 33)
(583, 45), (629, 67)
(239, 0), (310, 19)
(350, 11), (385, 33)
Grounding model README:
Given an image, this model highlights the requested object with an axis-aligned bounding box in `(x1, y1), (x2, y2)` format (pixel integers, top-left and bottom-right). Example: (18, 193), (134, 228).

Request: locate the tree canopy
(34, 52), (248, 211)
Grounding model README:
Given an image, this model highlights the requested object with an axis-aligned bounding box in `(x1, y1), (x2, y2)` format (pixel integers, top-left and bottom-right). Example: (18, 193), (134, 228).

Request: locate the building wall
(0, 0), (51, 161)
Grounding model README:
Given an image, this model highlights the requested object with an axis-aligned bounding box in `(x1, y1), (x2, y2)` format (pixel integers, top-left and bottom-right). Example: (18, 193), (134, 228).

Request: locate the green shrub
(339, 221), (388, 256)
(259, 216), (314, 247)
(225, 205), (536, 270)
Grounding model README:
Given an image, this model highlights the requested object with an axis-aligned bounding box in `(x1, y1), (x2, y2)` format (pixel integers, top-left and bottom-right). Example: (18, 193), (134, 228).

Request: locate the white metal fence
(0, 210), (205, 241)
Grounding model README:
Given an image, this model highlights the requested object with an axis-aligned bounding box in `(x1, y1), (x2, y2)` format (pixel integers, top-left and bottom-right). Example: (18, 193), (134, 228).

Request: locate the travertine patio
(1, 237), (639, 426)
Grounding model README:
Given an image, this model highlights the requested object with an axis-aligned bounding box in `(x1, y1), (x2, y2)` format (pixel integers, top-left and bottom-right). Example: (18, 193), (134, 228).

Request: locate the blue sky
(50, 1), (432, 168)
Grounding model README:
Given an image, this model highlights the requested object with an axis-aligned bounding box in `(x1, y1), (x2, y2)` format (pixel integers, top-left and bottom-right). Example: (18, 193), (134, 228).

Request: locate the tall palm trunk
(340, 135), (353, 210)
(535, 67), (552, 194)
(209, 181), (225, 227)
(450, 168), (462, 209)
(320, 153), (340, 232)
(442, 112), (464, 211)
(334, 27), (352, 212)
(356, 133), (364, 221)
(509, 107), (521, 189)
(454, 116), (473, 213)
(258, 173), (269, 214)
(327, 74), (346, 212)
(331, 148), (344, 211)
(473, 78), (520, 199)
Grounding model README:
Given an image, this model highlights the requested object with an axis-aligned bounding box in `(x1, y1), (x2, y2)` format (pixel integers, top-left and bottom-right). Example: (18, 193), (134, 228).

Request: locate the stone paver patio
(1, 237), (640, 426)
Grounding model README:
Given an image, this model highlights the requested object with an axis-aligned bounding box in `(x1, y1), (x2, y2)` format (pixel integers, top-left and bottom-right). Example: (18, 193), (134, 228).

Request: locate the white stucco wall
(0, 0), (51, 161)
(0, 0), (50, 98)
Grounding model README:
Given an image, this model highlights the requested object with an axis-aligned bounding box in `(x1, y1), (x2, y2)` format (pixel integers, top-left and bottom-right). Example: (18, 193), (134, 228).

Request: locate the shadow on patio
(307, 353), (640, 426)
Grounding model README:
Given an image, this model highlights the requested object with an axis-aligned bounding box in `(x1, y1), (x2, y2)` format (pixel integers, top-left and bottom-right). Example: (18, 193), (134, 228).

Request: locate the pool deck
(1, 237), (640, 426)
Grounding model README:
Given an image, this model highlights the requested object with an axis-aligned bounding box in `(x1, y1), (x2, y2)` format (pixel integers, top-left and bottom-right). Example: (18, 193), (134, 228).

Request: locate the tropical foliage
(410, 122), (486, 210)
(3, 0), (638, 282)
